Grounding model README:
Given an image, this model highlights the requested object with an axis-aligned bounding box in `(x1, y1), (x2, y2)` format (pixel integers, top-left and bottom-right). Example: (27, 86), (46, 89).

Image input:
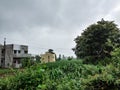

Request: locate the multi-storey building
(0, 44), (31, 68)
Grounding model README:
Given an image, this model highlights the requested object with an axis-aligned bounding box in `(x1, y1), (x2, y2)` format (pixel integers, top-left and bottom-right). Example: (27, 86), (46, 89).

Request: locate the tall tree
(73, 19), (120, 61)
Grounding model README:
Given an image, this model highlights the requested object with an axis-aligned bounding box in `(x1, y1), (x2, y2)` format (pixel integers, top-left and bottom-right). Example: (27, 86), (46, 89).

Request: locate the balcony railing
(13, 54), (31, 58)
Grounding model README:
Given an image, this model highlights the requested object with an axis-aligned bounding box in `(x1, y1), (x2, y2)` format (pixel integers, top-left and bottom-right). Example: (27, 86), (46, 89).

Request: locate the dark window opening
(1, 50), (5, 56)
(18, 50), (21, 54)
(2, 50), (4, 54)
(17, 60), (21, 64)
(13, 60), (16, 63)
(1, 60), (3, 63)
(14, 50), (17, 54)
(24, 51), (28, 54)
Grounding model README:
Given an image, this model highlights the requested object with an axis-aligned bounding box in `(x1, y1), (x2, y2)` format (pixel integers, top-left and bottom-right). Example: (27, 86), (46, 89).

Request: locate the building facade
(0, 44), (3, 68)
(0, 44), (31, 68)
(41, 52), (56, 63)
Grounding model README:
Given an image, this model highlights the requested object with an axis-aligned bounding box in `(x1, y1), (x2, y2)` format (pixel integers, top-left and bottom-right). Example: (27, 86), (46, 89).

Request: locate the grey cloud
(0, 0), (119, 31)
(0, 0), (61, 31)
(0, 0), (120, 56)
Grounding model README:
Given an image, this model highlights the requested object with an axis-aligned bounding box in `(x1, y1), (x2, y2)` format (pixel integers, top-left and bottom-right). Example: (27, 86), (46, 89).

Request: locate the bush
(21, 57), (35, 68)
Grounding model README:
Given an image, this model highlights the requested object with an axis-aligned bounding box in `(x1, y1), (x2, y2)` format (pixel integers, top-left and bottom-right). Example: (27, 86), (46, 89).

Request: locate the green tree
(73, 19), (120, 62)
(57, 54), (61, 61)
(48, 49), (54, 54)
(35, 55), (41, 63)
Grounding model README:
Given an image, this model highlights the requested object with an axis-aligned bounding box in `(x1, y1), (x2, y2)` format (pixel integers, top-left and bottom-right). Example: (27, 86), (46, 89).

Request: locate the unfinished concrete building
(0, 44), (31, 68)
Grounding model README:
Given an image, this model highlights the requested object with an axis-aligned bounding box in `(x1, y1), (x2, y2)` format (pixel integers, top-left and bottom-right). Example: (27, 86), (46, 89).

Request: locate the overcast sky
(0, 0), (120, 57)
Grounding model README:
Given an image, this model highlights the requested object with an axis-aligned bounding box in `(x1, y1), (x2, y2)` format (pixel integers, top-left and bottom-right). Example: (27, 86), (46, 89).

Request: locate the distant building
(0, 44), (31, 68)
(41, 50), (56, 63)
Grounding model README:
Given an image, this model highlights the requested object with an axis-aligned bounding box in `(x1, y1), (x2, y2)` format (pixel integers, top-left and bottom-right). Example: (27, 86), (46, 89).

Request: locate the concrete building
(41, 51), (56, 63)
(0, 44), (3, 68)
(0, 44), (31, 68)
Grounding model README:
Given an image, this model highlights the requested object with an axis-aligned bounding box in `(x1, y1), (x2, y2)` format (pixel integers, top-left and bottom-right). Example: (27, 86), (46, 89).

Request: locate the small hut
(41, 49), (56, 63)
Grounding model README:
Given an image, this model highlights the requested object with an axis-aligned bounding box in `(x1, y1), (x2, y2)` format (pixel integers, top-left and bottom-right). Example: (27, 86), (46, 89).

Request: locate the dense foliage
(21, 57), (35, 68)
(0, 57), (120, 90)
(73, 19), (120, 62)
(0, 69), (15, 77)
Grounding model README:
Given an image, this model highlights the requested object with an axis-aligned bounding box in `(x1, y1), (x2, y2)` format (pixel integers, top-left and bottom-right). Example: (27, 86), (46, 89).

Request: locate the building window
(17, 60), (21, 64)
(13, 60), (16, 63)
(1, 60), (3, 63)
(2, 50), (4, 54)
(14, 50), (17, 54)
(24, 51), (28, 54)
(18, 50), (21, 54)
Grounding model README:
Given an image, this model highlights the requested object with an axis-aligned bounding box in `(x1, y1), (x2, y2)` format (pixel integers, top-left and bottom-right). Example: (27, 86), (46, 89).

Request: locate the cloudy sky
(0, 0), (120, 57)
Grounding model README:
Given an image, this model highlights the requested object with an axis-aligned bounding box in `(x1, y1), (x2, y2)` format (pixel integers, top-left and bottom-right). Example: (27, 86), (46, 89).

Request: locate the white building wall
(0, 45), (2, 67)
(13, 45), (21, 50)
(15, 63), (22, 68)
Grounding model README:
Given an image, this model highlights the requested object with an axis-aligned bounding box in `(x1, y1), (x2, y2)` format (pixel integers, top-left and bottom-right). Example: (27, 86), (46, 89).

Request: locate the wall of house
(5, 45), (13, 68)
(13, 58), (22, 68)
(12, 45), (28, 68)
(41, 52), (56, 63)
(0, 45), (5, 67)
(13, 45), (28, 55)
(20, 45), (28, 54)
(0, 44), (30, 68)
(41, 54), (48, 63)
(0, 45), (2, 67)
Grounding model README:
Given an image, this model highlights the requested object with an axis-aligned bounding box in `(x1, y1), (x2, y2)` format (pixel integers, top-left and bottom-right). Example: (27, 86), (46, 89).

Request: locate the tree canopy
(48, 49), (54, 54)
(73, 19), (120, 61)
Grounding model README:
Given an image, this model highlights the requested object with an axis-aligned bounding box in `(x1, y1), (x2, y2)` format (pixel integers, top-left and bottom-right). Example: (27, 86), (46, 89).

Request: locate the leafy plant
(0, 59), (120, 90)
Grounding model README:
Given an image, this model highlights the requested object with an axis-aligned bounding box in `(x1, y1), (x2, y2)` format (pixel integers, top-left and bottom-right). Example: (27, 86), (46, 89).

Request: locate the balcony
(13, 54), (31, 58)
